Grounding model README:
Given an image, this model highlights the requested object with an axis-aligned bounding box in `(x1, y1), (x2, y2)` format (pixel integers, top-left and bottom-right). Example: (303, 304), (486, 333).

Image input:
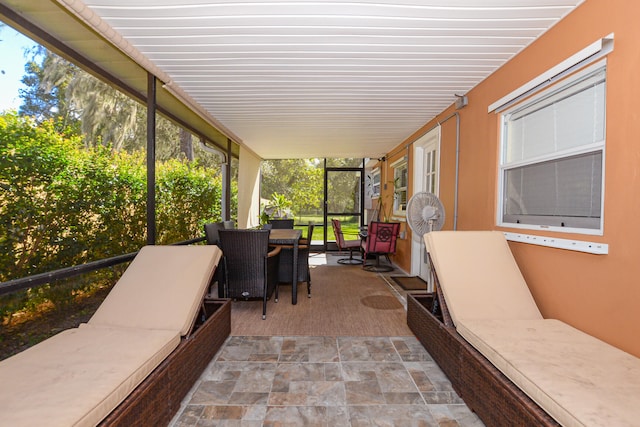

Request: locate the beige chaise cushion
(424, 231), (542, 325)
(0, 245), (222, 426)
(458, 318), (640, 427)
(89, 245), (222, 336)
(0, 325), (179, 427)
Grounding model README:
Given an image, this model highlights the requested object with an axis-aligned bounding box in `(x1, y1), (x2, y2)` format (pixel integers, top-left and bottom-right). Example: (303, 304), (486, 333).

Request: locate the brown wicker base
(99, 298), (231, 426)
(407, 293), (559, 427)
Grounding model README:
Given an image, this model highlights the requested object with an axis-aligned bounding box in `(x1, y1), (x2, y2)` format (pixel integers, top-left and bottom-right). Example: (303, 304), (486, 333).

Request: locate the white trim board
(503, 232), (608, 255)
(488, 33), (614, 113)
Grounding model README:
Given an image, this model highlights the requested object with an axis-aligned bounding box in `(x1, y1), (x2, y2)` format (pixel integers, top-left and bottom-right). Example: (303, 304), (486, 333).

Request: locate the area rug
(391, 275), (428, 291)
(230, 265), (412, 336)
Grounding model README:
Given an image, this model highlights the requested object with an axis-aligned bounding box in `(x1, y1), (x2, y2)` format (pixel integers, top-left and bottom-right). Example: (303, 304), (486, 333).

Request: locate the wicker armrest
(267, 246), (281, 257)
(274, 244), (309, 250)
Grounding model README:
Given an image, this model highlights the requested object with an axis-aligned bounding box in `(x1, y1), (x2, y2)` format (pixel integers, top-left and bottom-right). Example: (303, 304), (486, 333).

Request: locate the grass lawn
(293, 215), (361, 241)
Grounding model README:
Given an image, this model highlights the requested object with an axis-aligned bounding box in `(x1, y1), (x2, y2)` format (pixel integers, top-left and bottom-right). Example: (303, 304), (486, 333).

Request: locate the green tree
(261, 159), (323, 218)
(18, 45), (221, 168)
(327, 170), (361, 214)
(290, 161), (323, 215)
(18, 48), (143, 151)
(155, 118), (224, 171)
(52, 55), (141, 151)
(0, 23), (7, 76)
(18, 47), (77, 134)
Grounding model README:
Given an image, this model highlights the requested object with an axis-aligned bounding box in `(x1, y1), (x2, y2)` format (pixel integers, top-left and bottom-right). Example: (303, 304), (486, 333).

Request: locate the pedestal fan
(405, 192), (445, 299)
(406, 192), (445, 237)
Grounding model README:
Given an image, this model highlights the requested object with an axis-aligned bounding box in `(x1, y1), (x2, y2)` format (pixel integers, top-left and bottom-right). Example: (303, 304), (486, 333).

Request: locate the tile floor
(170, 336), (484, 426)
(171, 253), (483, 426)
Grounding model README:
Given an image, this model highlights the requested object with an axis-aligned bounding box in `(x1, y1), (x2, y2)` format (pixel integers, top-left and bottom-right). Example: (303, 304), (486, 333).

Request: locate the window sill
(503, 232), (608, 255)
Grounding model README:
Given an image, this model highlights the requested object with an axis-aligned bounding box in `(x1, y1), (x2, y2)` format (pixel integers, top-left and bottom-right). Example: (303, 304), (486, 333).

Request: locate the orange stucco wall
(379, 115), (460, 273)
(389, 0), (640, 357)
(372, 151), (411, 272)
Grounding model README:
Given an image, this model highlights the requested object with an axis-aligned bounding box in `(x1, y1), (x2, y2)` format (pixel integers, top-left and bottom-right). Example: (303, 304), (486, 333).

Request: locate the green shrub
(156, 158), (223, 244)
(0, 112), (227, 324)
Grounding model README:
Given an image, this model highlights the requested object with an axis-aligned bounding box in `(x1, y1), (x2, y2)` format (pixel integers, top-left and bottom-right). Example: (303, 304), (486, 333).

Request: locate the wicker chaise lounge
(407, 231), (640, 427)
(0, 245), (231, 427)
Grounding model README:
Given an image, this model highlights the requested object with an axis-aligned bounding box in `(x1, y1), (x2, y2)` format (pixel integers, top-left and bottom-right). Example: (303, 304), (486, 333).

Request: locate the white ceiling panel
(78, 0), (584, 159)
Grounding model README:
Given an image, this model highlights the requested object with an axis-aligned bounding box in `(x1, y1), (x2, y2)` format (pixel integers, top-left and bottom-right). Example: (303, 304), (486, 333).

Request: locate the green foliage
(0, 267), (123, 329)
(327, 170), (361, 214)
(22, 49), (142, 150)
(0, 112), (226, 323)
(155, 159), (223, 244)
(0, 112), (85, 278)
(261, 159), (323, 218)
(19, 47), (79, 135)
(262, 192), (292, 220)
(1, 44), (231, 330)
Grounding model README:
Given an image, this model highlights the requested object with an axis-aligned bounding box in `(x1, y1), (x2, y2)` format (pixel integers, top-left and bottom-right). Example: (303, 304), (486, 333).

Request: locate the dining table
(268, 228), (302, 304)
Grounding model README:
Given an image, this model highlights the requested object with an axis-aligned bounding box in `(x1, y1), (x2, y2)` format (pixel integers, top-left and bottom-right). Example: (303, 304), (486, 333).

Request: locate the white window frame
(370, 168), (381, 198)
(497, 60), (606, 236)
(391, 158), (408, 216)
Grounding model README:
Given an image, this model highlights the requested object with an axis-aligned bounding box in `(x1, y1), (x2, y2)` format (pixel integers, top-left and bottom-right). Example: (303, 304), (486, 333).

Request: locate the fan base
(363, 264), (394, 273)
(337, 258), (363, 265)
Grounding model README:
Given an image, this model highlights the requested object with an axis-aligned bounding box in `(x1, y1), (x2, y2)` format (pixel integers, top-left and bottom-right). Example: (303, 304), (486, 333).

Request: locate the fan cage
(406, 192), (445, 236)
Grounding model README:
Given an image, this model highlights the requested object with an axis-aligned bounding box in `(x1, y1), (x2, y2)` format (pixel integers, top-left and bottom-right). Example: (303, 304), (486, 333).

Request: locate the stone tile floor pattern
(170, 336), (484, 426)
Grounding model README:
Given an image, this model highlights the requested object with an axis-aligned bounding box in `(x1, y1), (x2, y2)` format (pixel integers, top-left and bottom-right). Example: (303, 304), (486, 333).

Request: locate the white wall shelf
(503, 232), (608, 255)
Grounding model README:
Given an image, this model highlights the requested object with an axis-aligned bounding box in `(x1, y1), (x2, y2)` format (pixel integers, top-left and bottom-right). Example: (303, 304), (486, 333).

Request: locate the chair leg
(262, 293), (267, 320)
(363, 253), (394, 272)
(385, 254), (392, 266)
(222, 258), (229, 298)
(337, 247), (363, 265)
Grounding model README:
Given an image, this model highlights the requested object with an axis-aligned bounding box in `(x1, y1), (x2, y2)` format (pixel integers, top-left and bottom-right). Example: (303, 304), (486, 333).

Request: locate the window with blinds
(393, 160), (408, 215)
(499, 61), (606, 233)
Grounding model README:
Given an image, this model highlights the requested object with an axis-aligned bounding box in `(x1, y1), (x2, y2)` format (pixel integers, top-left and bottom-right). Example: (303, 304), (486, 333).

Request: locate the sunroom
(2, 1), (640, 426)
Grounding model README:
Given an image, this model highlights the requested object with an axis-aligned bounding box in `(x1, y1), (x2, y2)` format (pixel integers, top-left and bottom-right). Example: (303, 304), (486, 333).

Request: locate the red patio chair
(361, 221), (400, 272)
(331, 218), (363, 265)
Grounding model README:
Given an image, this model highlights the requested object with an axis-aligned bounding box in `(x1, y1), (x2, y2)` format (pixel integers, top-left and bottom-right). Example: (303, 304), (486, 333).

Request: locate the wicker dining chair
(204, 222), (225, 246)
(331, 218), (362, 264)
(218, 229), (281, 319)
(268, 218), (294, 229)
(299, 223), (314, 245)
(278, 224), (314, 298)
(203, 221), (227, 297)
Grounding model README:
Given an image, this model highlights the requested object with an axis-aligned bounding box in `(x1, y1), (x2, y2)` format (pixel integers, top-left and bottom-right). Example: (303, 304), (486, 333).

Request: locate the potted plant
(375, 178), (400, 222)
(261, 192), (293, 224)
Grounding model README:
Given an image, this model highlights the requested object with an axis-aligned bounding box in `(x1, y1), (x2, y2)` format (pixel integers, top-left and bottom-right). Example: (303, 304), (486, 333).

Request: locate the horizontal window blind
(500, 62), (606, 233)
(504, 67), (605, 164)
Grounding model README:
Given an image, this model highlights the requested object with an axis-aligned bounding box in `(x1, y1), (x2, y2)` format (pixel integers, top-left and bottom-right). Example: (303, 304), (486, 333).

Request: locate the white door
(412, 126), (441, 286)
